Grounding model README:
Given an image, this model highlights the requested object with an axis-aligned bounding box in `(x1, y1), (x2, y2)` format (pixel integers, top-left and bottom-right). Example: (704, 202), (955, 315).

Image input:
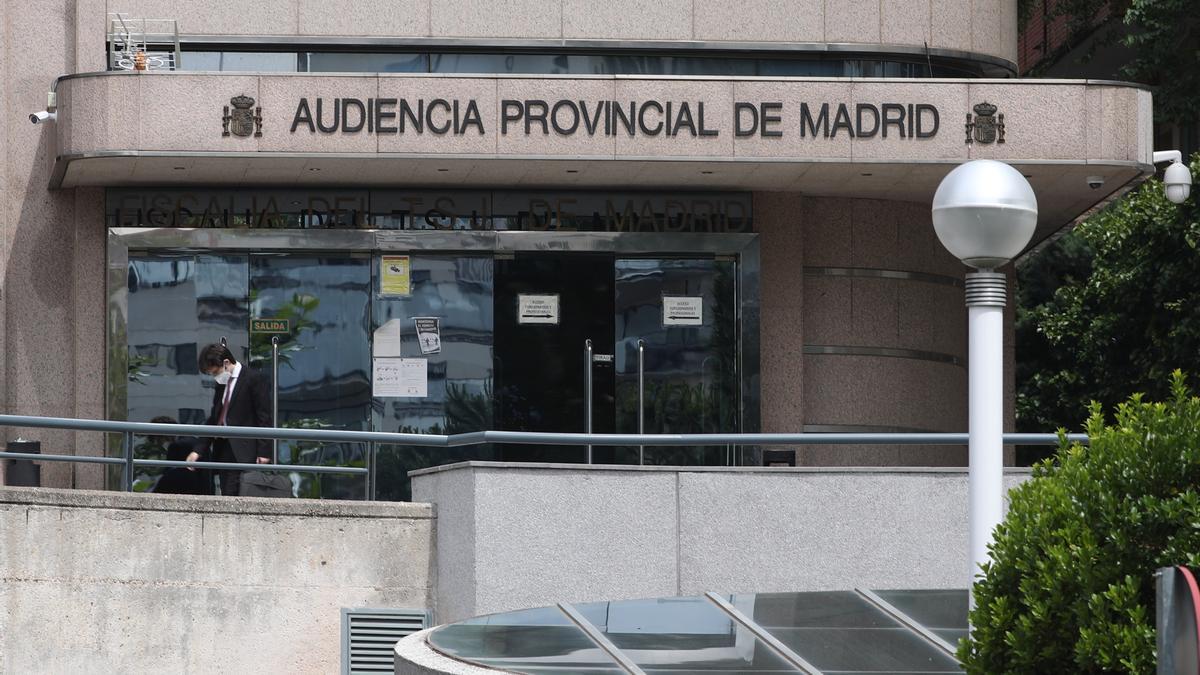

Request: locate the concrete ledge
(395, 629), (500, 675)
(0, 485), (433, 518)
(410, 459), (1034, 476)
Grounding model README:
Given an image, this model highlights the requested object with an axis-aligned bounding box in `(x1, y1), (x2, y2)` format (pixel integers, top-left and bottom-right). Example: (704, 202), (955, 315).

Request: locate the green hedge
(961, 371), (1200, 673)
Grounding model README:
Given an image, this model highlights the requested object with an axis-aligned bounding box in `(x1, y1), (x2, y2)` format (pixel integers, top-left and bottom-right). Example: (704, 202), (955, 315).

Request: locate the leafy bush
(961, 372), (1200, 673)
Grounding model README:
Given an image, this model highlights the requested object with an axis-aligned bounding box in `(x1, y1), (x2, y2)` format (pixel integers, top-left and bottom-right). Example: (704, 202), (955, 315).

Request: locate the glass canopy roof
(427, 589), (966, 674)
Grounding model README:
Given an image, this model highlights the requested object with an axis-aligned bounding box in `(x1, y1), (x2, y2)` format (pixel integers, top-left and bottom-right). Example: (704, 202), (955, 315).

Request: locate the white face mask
(212, 365), (232, 385)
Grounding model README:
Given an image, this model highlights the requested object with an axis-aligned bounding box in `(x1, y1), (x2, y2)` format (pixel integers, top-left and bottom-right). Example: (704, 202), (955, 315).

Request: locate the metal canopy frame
(106, 227), (761, 450)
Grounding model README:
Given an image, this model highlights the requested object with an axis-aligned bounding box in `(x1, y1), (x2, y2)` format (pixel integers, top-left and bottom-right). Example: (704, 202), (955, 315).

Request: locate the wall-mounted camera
(29, 110), (56, 125)
(1086, 176), (1105, 190)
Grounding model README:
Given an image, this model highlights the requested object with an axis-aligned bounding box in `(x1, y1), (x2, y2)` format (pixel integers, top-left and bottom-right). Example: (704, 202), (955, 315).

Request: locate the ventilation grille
(342, 608), (429, 675)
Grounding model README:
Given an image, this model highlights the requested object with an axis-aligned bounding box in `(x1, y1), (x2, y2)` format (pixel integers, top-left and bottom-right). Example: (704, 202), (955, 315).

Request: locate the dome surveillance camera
(1086, 176), (1105, 190)
(29, 110), (56, 124)
(1164, 161), (1192, 205)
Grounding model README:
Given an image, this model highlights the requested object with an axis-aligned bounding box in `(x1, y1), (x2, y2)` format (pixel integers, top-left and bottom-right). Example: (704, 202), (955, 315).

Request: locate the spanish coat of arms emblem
(222, 95), (263, 138)
(965, 102), (1005, 144)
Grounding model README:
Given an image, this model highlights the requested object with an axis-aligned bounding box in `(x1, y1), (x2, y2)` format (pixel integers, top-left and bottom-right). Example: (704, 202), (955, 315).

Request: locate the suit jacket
(203, 365), (273, 464)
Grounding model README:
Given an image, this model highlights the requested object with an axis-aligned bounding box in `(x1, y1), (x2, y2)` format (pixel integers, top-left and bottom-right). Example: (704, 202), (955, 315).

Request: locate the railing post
(367, 441), (376, 501)
(271, 336), (280, 464)
(637, 339), (645, 466)
(122, 431), (134, 492)
(584, 338), (593, 464)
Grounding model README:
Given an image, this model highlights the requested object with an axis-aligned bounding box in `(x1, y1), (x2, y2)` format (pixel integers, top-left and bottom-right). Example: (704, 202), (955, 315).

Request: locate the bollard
(4, 439), (42, 487)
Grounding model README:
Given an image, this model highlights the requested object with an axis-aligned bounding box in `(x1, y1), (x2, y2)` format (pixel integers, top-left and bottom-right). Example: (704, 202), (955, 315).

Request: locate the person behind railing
(186, 343), (272, 496)
(149, 415), (213, 495)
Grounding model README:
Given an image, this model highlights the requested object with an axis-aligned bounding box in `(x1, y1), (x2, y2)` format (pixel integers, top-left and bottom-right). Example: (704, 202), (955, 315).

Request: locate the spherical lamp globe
(931, 160), (1039, 269)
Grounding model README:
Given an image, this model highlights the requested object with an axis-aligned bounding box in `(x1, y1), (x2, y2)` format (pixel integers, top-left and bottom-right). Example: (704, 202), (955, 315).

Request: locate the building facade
(1, 1), (1152, 497)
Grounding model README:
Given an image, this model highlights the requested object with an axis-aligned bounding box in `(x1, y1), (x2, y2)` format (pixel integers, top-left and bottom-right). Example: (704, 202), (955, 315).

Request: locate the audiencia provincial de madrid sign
(223, 94), (1008, 145)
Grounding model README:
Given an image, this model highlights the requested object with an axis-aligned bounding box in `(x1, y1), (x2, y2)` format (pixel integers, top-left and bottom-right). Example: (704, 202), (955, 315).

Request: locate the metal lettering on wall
(106, 189), (754, 233)
(282, 97), (942, 140)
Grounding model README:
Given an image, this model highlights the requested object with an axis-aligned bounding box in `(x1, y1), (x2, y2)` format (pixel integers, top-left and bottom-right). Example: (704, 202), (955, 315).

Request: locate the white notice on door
(372, 358), (428, 397)
(517, 294), (560, 325)
(662, 296), (703, 326)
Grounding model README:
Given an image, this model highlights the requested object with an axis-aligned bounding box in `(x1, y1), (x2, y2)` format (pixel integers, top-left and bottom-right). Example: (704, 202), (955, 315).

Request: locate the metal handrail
(0, 413), (1089, 500)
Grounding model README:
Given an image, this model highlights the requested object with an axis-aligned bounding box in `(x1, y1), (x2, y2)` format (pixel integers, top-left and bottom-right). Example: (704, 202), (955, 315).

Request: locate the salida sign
(289, 97), (941, 140)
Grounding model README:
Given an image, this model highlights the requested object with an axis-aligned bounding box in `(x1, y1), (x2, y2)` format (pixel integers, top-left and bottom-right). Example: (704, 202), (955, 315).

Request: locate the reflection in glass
(372, 256), (495, 501)
(126, 254), (249, 491)
(576, 596), (797, 672)
(428, 606), (621, 672)
(614, 258), (739, 465)
(179, 51), (298, 71)
(250, 256), (372, 499)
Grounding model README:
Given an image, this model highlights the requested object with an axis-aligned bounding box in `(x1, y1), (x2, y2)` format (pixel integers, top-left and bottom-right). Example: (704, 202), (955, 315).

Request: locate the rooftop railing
(0, 413), (1087, 501)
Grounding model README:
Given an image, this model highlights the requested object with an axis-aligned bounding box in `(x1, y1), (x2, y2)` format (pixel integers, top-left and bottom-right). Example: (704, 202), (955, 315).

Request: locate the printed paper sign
(518, 294), (560, 325)
(380, 255), (411, 296)
(372, 357), (427, 398)
(413, 317), (442, 355)
(663, 296), (703, 326)
(372, 318), (403, 357)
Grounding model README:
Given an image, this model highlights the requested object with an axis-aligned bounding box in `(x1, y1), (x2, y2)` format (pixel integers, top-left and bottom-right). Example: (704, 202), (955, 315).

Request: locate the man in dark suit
(186, 343), (272, 496)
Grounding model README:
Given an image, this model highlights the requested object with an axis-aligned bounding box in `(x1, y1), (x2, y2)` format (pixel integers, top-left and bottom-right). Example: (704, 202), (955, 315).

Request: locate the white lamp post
(931, 160), (1038, 604)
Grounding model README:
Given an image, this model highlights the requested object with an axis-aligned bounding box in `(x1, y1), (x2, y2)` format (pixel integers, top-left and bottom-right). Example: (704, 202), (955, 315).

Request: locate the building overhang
(53, 72), (1154, 246)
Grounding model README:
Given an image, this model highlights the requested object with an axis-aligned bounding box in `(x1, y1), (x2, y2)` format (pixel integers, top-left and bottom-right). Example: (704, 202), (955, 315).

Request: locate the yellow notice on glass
(381, 255), (411, 296)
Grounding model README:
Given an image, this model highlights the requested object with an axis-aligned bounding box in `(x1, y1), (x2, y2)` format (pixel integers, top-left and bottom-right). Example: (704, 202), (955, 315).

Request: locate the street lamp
(931, 160), (1038, 604)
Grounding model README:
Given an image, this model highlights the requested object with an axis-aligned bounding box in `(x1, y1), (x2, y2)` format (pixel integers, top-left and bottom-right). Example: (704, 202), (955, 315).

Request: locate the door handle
(584, 339), (593, 464)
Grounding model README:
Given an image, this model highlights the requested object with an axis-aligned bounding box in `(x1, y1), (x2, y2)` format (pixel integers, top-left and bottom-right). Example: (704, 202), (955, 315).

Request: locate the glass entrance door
(493, 253), (739, 464)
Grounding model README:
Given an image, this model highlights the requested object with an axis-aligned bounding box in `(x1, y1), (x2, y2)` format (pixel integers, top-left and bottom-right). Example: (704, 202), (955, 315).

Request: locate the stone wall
(412, 461), (1031, 623)
(0, 487), (433, 674)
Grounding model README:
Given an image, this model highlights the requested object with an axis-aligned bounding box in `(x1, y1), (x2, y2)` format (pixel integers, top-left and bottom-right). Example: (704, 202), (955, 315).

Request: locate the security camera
(1086, 176), (1105, 190)
(29, 110), (56, 124)
(1153, 150), (1192, 204)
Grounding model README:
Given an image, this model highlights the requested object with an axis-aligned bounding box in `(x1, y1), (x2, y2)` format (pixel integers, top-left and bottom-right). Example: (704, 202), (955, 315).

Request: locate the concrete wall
(412, 461), (1030, 624)
(102, 0), (1019, 66)
(0, 487), (433, 674)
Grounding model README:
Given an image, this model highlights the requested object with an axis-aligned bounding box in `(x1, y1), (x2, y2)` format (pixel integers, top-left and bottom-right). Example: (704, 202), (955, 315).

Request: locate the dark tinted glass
(179, 51), (297, 71)
(873, 589), (969, 632)
(307, 52), (425, 72)
(371, 255), (497, 501)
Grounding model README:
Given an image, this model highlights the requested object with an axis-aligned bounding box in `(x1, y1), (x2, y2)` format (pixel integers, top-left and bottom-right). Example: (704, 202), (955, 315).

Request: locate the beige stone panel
(58, 76), (140, 156)
(850, 277), (900, 346)
(850, 82), (968, 161)
(967, 83), (1086, 161)
(803, 355), (966, 430)
(137, 75), (260, 152)
(732, 81), (854, 160)
(850, 198), (899, 269)
(75, 0), (108, 72)
(1086, 86), (1136, 162)
(111, 0), (300, 35)
(881, 0), (931, 47)
(891, 199), (963, 277)
(930, 0), (971, 52)
(613, 79), (733, 158)
(1000, 0), (1018, 65)
(258, 76), (377, 153)
(431, 0), (562, 38)
(495, 78), (614, 158)
(756, 192), (806, 433)
(298, 0), (429, 36)
(563, 0), (692, 40)
(824, 0), (881, 43)
(802, 197), (852, 266)
(1135, 89), (1153, 164)
(693, 0), (823, 42)
(897, 281), (965, 358)
(970, 0), (1005, 64)
(73, 189), (108, 490)
(803, 275), (853, 345)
